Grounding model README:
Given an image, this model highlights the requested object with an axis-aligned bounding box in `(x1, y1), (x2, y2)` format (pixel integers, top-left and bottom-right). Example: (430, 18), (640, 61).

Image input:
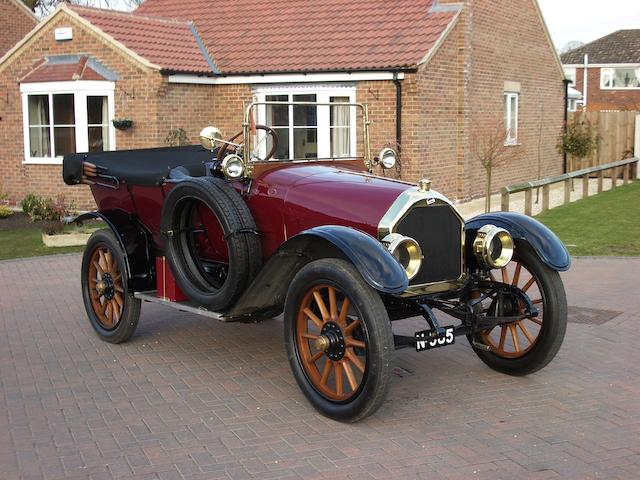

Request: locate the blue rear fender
(465, 212), (571, 271)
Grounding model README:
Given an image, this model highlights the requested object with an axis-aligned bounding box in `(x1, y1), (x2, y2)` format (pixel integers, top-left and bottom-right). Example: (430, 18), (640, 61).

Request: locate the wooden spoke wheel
(296, 284), (367, 402)
(480, 260), (544, 358)
(87, 246), (124, 329)
(285, 259), (393, 422)
(81, 229), (141, 344)
(469, 245), (567, 376)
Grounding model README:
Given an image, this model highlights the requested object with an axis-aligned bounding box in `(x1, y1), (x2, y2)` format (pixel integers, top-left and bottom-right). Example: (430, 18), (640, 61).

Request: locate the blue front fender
(465, 212), (571, 271)
(296, 225), (409, 294)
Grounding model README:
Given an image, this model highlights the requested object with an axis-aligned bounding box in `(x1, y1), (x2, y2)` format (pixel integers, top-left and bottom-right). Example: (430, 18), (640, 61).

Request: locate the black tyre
(82, 229), (141, 343)
(161, 177), (261, 310)
(468, 244), (567, 375)
(284, 259), (394, 422)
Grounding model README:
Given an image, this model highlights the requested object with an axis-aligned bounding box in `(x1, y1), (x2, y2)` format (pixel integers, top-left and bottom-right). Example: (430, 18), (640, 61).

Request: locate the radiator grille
(395, 202), (463, 285)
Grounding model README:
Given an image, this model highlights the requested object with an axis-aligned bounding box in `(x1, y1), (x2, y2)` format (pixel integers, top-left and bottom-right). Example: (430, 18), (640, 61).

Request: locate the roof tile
(561, 30), (640, 65)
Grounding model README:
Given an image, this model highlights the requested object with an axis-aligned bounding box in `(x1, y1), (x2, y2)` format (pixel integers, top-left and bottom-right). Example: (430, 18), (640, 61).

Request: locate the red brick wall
(573, 67), (640, 111)
(0, 10), (167, 209)
(463, 0), (565, 201)
(0, 0), (37, 58)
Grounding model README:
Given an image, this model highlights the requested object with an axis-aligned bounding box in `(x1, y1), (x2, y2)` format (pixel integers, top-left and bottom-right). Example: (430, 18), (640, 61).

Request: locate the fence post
(501, 190), (509, 212)
(542, 185), (550, 211)
(623, 164), (629, 185)
(582, 175), (589, 199)
(612, 167), (618, 187)
(635, 115), (640, 178)
(564, 179), (571, 204)
(524, 189), (532, 216)
(597, 171), (604, 193)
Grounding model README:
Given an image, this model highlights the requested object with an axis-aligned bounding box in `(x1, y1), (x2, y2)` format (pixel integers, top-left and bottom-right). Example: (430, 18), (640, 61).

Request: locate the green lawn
(535, 181), (640, 256)
(0, 217), (101, 261)
(0, 228), (85, 261)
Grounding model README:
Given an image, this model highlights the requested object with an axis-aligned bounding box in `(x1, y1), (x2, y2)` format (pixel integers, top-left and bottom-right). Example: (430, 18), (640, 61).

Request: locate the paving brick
(0, 255), (639, 480)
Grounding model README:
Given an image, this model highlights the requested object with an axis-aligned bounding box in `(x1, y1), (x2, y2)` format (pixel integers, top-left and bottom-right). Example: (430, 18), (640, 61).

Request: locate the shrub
(22, 193), (76, 222)
(0, 205), (13, 219)
(166, 128), (190, 146)
(21, 193), (42, 216)
(557, 118), (599, 160)
(41, 219), (64, 235)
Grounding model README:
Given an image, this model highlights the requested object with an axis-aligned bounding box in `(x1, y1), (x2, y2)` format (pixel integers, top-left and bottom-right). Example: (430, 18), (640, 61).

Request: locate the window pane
(88, 126), (109, 152)
(293, 94), (316, 126)
(29, 126), (50, 157)
(267, 127), (289, 159)
(331, 127), (350, 157)
(54, 126), (75, 156)
(87, 96), (107, 125)
(503, 95), (509, 132)
(330, 96), (350, 127)
(53, 94), (75, 125)
(266, 94), (288, 127)
(28, 95), (50, 126)
(510, 95), (517, 137)
(293, 128), (317, 159)
(613, 68), (640, 88)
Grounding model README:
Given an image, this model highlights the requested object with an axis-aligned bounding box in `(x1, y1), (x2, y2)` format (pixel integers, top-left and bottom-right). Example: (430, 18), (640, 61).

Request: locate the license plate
(415, 327), (455, 352)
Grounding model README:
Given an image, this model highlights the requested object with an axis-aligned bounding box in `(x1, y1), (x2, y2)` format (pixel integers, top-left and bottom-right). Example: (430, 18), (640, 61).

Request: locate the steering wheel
(216, 124), (279, 162)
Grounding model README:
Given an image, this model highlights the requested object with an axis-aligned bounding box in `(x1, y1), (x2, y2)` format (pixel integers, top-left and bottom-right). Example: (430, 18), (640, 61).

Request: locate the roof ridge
(69, 4), (192, 27)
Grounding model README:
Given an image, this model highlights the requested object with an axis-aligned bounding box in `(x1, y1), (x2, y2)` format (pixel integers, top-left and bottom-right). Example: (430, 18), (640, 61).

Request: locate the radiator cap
(418, 178), (431, 192)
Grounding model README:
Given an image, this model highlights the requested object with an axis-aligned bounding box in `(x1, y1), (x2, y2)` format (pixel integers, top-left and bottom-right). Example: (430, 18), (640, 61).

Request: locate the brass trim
(378, 185), (466, 295)
(315, 335), (330, 352)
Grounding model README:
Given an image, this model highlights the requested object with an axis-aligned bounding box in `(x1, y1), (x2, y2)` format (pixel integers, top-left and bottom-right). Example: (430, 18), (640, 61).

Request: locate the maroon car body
(63, 104), (570, 422)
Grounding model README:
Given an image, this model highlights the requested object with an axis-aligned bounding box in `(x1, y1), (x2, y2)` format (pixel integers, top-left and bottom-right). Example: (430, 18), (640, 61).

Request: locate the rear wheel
(81, 229), (141, 343)
(284, 259), (394, 422)
(469, 245), (567, 375)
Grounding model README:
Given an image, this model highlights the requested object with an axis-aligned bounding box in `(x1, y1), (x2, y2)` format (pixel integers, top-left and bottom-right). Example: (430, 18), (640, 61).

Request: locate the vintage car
(63, 101), (570, 422)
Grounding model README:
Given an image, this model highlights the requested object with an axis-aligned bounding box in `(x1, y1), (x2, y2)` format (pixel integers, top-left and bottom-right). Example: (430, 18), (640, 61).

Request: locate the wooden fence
(568, 111), (637, 170)
(501, 157), (638, 215)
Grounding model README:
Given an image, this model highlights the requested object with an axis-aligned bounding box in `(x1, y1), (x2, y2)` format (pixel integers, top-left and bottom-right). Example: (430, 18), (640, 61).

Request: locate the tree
(470, 120), (522, 213)
(559, 40), (585, 54)
(22, 0), (142, 17)
(556, 117), (598, 171)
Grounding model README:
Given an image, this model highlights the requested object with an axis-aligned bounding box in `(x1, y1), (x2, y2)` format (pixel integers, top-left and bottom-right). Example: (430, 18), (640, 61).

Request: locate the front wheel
(468, 245), (567, 375)
(284, 259), (394, 422)
(81, 229), (141, 343)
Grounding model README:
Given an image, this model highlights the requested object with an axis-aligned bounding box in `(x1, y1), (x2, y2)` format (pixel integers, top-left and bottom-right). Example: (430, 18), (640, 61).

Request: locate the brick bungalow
(561, 30), (640, 112)
(0, 0), (566, 209)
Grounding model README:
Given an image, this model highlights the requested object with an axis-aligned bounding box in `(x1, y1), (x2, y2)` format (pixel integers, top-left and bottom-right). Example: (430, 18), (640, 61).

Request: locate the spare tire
(161, 177), (262, 310)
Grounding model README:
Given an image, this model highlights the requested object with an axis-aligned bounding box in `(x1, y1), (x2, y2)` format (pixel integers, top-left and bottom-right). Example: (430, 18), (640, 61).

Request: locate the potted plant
(112, 118), (134, 130)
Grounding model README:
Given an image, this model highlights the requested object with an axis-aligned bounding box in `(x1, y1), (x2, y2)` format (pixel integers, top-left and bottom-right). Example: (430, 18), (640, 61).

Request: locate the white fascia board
(562, 63), (640, 68)
(20, 81), (115, 93)
(168, 71), (406, 85)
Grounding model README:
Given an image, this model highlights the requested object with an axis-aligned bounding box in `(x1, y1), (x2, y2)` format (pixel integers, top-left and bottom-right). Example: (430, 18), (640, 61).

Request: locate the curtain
(28, 95), (50, 157)
(331, 99), (350, 158)
(635, 68), (640, 88)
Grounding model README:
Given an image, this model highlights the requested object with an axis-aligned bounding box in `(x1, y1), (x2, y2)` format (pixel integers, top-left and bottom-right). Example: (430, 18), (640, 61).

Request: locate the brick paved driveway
(1, 254), (639, 480)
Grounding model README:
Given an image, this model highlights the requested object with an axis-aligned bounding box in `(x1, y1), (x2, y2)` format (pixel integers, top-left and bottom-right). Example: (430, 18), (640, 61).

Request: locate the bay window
(21, 81), (115, 164)
(255, 85), (357, 160)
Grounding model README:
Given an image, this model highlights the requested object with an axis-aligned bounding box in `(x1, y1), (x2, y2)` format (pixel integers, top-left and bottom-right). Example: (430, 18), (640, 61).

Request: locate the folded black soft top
(63, 145), (213, 187)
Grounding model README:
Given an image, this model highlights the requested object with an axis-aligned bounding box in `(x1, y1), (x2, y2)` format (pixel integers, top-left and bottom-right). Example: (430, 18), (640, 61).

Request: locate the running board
(134, 290), (225, 320)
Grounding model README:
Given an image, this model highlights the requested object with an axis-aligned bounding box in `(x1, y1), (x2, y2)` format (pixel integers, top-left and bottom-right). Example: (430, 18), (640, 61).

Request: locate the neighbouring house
(0, 0), (38, 58)
(562, 30), (640, 112)
(0, 0), (566, 209)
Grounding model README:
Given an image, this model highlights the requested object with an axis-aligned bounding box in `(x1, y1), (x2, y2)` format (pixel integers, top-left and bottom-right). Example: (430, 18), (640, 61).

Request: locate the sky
(537, 0), (640, 51)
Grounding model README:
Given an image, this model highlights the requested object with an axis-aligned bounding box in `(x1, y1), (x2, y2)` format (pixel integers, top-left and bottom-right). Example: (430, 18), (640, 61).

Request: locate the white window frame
(600, 67), (640, 90)
(504, 92), (519, 146)
(20, 81), (116, 165)
(252, 84), (357, 160)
